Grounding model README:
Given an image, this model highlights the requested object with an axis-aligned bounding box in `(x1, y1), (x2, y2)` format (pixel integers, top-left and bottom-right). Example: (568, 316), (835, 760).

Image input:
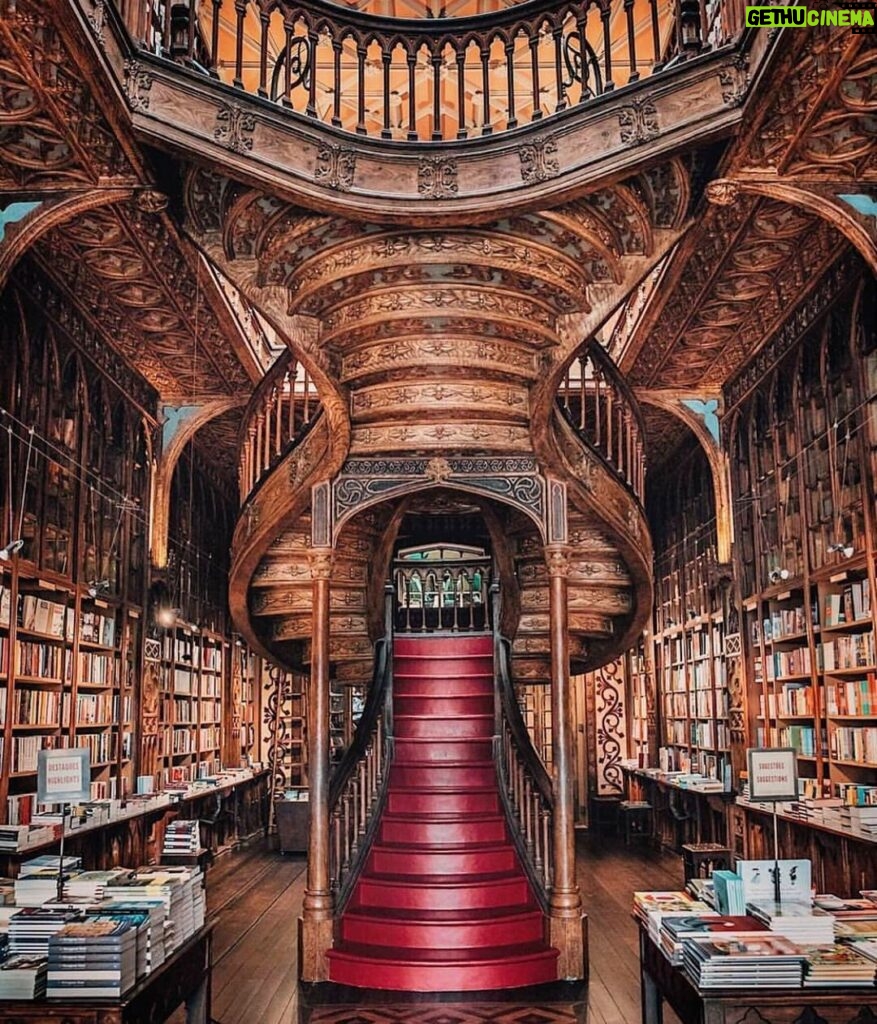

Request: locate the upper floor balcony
(117, 0), (742, 144)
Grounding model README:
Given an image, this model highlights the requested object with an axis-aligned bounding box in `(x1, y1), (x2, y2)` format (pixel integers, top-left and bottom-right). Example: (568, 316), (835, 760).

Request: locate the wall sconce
(0, 538), (24, 560)
(828, 542), (855, 559)
(768, 567), (790, 585)
(86, 578), (110, 598)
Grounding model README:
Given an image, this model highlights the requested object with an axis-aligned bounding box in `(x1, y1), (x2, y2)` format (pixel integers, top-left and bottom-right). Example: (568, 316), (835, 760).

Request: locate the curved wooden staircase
(327, 634), (559, 991)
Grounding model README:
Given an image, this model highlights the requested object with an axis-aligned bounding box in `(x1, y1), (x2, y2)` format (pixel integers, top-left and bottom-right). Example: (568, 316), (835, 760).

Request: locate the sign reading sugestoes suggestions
(37, 748), (91, 804)
(747, 747), (798, 802)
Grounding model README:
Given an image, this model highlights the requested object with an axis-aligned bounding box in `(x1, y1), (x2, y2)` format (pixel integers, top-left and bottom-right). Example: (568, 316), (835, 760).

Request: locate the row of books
(827, 676), (877, 716)
(830, 726), (877, 766)
(824, 582), (871, 628)
(17, 596), (70, 639)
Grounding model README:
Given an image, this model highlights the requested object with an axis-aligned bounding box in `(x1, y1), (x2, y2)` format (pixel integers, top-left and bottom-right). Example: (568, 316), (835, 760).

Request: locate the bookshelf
(627, 636), (654, 765)
(228, 639), (259, 767)
(730, 283), (877, 820)
(651, 442), (731, 784)
(517, 683), (553, 769)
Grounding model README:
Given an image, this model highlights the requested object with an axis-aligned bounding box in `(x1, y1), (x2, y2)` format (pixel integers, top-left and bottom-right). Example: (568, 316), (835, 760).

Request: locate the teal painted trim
(838, 193), (877, 218)
(682, 398), (720, 444)
(0, 201), (41, 243)
(162, 405), (202, 449)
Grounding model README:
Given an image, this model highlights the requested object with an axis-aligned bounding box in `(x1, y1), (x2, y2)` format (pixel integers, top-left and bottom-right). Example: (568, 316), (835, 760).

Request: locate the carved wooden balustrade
(493, 586), (553, 905)
(238, 349), (322, 502)
(393, 556), (490, 633)
(557, 339), (645, 503)
(328, 587), (394, 908)
(120, 0), (704, 144)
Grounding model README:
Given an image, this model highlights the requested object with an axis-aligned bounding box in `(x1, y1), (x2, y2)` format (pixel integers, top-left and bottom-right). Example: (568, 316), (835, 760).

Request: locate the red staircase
(326, 634), (559, 991)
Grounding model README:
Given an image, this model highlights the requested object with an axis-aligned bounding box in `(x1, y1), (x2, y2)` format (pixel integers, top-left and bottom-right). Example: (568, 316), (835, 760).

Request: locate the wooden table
(0, 919), (215, 1024)
(639, 924), (877, 1024)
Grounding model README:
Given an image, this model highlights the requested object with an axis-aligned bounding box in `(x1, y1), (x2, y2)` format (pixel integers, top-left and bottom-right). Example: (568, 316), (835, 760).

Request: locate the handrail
(328, 583), (394, 910)
(491, 583), (553, 908)
(556, 337), (646, 503)
(393, 555), (491, 633)
(120, 0), (703, 145)
(238, 349), (322, 503)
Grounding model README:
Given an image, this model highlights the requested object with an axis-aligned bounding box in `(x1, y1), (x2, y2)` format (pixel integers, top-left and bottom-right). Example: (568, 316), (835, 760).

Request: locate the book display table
(0, 920), (214, 1024)
(638, 924), (877, 1024)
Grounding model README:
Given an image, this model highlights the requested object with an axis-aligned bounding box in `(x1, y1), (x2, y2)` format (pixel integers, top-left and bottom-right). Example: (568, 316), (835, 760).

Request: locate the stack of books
(682, 933), (807, 988)
(7, 907), (82, 957)
(13, 867), (70, 907)
(66, 869), (133, 903)
(660, 915), (765, 965)
(746, 901), (836, 945)
(712, 871), (745, 915)
(835, 919), (877, 942)
(162, 820), (201, 855)
(0, 955), (48, 998)
(803, 944), (877, 986)
(99, 900), (166, 977)
(46, 916), (138, 999)
(633, 891), (713, 942)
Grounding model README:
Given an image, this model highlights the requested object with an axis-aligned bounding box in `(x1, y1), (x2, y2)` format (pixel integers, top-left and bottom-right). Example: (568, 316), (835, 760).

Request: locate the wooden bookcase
(626, 636), (654, 765)
(729, 281), (877, 818)
(651, 443), (731, 783)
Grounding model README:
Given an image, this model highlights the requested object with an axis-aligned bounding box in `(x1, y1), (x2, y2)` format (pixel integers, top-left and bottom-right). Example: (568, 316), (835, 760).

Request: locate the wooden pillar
(545, 544), (586, 980)
(300, 546), (334, 981)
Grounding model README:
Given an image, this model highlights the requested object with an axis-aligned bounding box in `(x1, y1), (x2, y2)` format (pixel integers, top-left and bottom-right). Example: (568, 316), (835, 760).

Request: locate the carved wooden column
(300, 546), (334, 981)
(546, 544), (586, 980)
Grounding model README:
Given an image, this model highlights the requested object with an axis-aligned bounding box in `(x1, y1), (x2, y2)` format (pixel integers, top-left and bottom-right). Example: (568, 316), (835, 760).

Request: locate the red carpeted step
(388, 761), (495, 788)
(352, 872), (531, 911)
(394, 714), (494, 739)
(340, 906), (545, 949)
(379, 812), (507, 846)
(368, 841), (517, 876)
(386, 787), (500, 815)
(395, 737), (494, 762)
(327, 944), (559, 992)
(328, 634), (558, 992)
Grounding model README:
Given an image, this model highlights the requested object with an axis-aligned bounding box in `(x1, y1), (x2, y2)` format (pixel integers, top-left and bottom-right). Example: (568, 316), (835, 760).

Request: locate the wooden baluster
(452, 572), (459, 632)
(381, 48), (392, 139)
(407, 50), (418, 140)
(563, 366), (571, 412)
(304, 369), (312, 424)
(578, 355), (586, 431)
(209, 0), (222, 76)
(331, 806), (342, 887)
(342, 793), (351, 868)
(593, 361), (601, 448)
(624, 0), (639, 81)
(233, 0), (246, 88)
(505, 40), (517, 129)
(553, 25), (566, 112)
(274, 386), (282, 456)
(606, 381), (613, 464)
(162, 0), (172, 54)
(307, 30), (318, 118)
(577, 13), (589, 99)
(257, 11), (269, 97)
(524, 776), (533, 851)
(529, 32), (542, 120)
(541, 807), (551, 888)
(358, 762), (367, 835)
(332, 40), (343, 126)
(186, 0), (196, 60)
(601, 3), (613, 91)
(649, 0), (663, 69)
(480, 45), (492, 134)
(617, 400), (624, 473)
(626, 412), (633, 486)
(263, 400), (271, 471)
(533, 798), (544, 874)
(455, 48), (467, 139)
(356, 43), (367, 134)
(282, 23), (293, 107)
(431, 49), (442, 141)
(286, 371), (294, 443)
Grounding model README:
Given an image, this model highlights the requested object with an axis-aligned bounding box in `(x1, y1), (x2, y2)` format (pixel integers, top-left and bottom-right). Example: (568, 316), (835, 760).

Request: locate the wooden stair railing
(238, 349), (322, 504)
(115, 0), (707, 145)
(557, 338), (646, 505)
(491, 584), (553, 910)
(328, 583), (395, 911)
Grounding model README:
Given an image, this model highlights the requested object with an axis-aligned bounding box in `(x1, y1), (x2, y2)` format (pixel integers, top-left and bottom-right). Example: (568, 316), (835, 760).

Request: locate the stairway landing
(327, 634), (558, 991)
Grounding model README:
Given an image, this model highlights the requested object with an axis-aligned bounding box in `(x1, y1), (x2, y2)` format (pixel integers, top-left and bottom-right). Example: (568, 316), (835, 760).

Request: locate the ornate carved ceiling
(624, 30), (875, 392)
(0, 0), (261, 413)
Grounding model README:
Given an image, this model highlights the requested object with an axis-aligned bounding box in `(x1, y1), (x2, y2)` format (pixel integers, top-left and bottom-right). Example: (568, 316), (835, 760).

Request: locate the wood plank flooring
(181, 832), (683, 1024)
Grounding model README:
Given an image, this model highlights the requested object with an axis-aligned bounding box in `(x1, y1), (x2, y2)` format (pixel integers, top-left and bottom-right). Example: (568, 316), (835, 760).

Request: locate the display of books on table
(660, 915), (766, 965)
(46, 916), (138, 999)
(745, 900), (836, 945)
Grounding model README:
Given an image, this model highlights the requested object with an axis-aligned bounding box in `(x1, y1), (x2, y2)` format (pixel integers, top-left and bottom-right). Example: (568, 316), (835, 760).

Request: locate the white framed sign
(37, 748), (91, 804)
(747, 747), (798, 802)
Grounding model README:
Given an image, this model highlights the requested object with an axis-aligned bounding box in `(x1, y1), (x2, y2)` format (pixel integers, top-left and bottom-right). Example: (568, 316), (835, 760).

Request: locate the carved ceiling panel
(193, 406), (244, 483)
(33, 200), (255, 400)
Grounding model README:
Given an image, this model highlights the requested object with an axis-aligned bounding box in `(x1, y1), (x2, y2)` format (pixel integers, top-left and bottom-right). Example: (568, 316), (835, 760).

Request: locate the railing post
(300, 546), (334, 982)
(545, 544), (585, 980)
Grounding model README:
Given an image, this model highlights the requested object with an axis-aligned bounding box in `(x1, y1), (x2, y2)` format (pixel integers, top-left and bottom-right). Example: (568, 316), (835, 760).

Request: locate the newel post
(300, 546), (334, 981)
(545, 544), (586, 980)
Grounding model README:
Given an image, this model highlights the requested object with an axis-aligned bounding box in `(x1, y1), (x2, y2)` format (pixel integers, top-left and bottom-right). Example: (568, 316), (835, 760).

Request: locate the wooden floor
(184, 832), (683, 1024)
